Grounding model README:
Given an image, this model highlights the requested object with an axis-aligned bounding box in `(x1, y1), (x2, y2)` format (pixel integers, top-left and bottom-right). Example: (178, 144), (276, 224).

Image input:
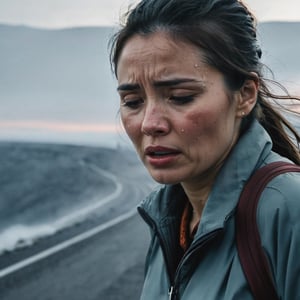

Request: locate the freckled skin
(117, 32), (244, 192)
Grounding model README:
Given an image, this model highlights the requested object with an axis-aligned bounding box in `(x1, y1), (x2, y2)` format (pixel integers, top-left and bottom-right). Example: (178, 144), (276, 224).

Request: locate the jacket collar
(197, 120), (273, 235)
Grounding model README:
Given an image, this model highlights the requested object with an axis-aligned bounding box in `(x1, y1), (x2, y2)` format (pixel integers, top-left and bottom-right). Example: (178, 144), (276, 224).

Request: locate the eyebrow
(154, 78), (198, 87)
(117, 78), (199, 91)
(117, 83), (140, 91)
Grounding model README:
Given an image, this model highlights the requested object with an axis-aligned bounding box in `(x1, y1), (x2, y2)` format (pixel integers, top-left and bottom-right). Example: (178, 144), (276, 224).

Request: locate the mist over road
(0, 213), (150, 300)
(0, 142), (155, 300)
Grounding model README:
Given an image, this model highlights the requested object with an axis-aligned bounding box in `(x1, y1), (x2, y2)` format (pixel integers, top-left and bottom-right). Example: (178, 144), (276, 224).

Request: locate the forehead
(116, 32), (211, 82)
(122, 32), (190, 53)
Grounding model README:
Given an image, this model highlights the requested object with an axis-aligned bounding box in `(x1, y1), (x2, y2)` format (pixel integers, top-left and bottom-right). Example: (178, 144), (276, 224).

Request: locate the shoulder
(256, 169), (300, 265)
(257, 170), (300, 225)
(256, 170), (300, 297)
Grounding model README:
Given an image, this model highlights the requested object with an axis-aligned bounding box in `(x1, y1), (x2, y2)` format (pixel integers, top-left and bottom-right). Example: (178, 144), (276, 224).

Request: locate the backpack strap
(236, 161), (300, 300)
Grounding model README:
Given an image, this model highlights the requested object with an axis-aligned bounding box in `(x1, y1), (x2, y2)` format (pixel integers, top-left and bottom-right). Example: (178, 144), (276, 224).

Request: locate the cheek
(121, 112), (142, 143)
(183, 104), (238, 151)
(184, 110), (220, 136)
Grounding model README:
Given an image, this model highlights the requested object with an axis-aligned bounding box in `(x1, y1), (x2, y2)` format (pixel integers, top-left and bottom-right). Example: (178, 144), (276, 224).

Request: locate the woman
(110, 0), (300, 299)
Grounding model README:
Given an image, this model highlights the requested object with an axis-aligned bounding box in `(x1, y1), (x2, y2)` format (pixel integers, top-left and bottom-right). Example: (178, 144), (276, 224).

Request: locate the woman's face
(117, 32), (244, 186)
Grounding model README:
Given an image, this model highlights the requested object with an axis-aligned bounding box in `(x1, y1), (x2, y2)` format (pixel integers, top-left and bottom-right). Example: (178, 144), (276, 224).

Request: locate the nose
(141, 103), (170, 136)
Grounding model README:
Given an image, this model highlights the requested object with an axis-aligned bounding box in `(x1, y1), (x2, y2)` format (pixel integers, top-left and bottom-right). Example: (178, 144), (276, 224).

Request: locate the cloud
(0, 0), (299, 28)
(245, 0), (300, 22)
(0, 0), (137, 28)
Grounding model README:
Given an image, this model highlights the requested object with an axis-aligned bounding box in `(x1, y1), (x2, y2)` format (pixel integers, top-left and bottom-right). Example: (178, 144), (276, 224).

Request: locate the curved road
(0, 161), (156, 300)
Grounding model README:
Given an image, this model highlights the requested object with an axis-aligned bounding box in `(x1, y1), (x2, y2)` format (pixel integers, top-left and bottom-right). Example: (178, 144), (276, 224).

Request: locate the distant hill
(0, 22), (299, 124)
(258, 22), (300, 83)
(0, 25), (118, 123)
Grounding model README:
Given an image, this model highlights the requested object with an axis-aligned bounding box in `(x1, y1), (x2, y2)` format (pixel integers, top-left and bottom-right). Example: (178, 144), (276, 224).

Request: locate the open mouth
(145, 146), (181, 158)
(148, 151), (179, 157)
(145, 146), (181, 167)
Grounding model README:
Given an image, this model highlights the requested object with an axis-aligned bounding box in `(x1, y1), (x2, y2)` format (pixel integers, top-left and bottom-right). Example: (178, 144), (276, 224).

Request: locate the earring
(241, 111), (246, 117)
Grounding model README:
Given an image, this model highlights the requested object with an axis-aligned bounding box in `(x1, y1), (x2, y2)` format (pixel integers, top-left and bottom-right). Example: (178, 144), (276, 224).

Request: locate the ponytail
(254, 81), (300, 165)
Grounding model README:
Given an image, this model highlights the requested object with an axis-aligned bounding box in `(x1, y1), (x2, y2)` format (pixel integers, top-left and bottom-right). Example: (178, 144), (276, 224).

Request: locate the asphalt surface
(0, 142), (156, 300)
(0, 213), (150, 300)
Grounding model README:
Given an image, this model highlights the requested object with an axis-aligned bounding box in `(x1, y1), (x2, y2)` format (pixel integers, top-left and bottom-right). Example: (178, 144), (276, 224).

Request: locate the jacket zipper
(168, 229), (223, 299)
(138, 206), (223, 300)
(168, 285), (176, 300)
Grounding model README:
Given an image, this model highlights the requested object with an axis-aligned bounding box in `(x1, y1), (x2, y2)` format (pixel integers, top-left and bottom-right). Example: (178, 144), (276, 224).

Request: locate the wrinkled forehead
(116, 32), (209, 79)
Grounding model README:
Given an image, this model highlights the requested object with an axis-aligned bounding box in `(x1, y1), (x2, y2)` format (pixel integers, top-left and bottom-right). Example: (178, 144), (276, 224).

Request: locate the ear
(236, 73), (258, 118)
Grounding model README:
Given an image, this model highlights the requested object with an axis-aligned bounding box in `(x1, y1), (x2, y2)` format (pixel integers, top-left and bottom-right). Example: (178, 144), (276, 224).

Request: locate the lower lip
(146, 153), (180, 167)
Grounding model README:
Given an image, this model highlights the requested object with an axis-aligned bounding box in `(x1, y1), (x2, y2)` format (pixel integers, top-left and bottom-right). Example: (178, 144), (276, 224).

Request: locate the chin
(150, 172), (182, 185)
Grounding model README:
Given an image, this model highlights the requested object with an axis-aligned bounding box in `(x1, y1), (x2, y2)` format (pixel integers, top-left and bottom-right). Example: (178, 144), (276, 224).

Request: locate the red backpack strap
(236, 161), (300, 300)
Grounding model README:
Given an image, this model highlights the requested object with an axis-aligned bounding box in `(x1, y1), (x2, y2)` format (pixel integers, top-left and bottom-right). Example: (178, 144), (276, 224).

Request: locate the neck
(180, 167), (219, 220)
(181, 150), (230, 218)
(181, 182), (210, 220)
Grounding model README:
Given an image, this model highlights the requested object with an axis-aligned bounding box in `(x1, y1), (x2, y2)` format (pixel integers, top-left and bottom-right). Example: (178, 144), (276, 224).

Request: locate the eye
(169, 95), (195, 105)
(121, 98), (144, 109)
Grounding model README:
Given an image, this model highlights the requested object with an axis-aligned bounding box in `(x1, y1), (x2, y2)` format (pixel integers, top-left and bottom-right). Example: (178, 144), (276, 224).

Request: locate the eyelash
(169, 95), (195, 104)
(121, 94), (195, 109)
(121, 98), (144, 109)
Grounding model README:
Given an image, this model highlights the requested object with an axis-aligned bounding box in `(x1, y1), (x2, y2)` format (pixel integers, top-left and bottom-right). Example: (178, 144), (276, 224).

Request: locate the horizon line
(1, 19), (300, 31)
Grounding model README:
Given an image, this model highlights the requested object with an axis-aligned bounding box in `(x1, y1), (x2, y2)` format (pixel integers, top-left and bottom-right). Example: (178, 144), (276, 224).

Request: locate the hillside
(0, 25), (118, 124)
(258, 22), (300, 83)
(0, 22), (299, 126)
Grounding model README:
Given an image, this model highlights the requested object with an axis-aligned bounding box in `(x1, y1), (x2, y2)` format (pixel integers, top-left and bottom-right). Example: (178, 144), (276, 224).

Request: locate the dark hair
(110, 0), (300, 164)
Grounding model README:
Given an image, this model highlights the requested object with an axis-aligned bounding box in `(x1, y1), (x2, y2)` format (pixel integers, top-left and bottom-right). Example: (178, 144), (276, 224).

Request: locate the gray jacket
(138, 120), (300, 300)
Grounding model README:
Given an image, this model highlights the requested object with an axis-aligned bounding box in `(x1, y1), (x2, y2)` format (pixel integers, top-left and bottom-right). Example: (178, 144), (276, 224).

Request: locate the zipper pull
(168, 286), (177, 300)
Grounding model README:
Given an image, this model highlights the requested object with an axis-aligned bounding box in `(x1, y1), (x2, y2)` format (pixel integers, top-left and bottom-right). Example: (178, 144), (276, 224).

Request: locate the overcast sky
(0, 0), (299, 29)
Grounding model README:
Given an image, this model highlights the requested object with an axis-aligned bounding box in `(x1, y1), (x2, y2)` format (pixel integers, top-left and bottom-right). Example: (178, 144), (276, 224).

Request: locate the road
(0, 148), (156, 300)
(0, 212), (150, 300)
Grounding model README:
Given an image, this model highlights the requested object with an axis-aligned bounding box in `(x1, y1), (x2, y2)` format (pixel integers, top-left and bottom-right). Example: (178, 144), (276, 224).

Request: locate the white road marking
(0, 208), (137, 279)
(0, 166), (123, 254)
(53, 165), (123, 229)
